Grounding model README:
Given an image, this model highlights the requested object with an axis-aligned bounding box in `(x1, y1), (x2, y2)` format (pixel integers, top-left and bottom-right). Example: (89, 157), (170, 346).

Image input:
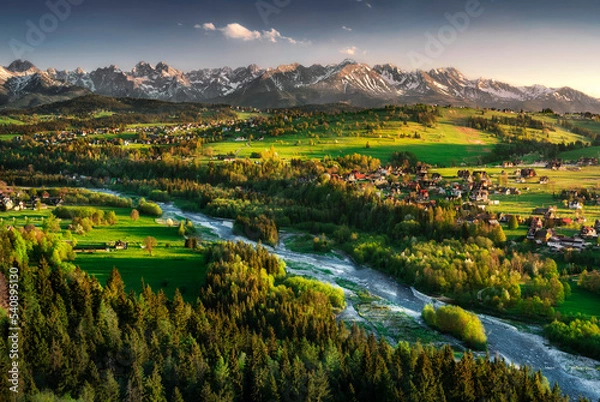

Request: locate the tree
(42, 214), (61, 233)
(144, 236), (158, 255)
(144, 366), (167, 402)
(130, 209), (140, 222)
(178, 221), (186, 237)
(106, 211), (118, 225)
(490, 225), (506, 245)
(508, 215), (519, 230)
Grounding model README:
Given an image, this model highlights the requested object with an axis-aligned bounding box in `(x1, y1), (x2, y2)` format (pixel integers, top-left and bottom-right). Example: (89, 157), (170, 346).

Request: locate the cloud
(354, 0), (373, 8)
(202, 22), (307, 45)
(342, 26), (353, 32)
(200, 22), (216, 31)
(220, 23), (262, 41)
(340, 46), (358, 56)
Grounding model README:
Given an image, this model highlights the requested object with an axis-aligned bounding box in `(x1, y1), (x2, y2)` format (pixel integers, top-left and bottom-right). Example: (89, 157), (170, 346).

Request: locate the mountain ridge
(1, 59), (599, 113)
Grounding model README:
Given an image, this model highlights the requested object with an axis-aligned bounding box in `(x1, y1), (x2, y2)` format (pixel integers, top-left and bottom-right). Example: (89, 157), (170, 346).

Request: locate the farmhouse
(580, 226), (598, 239)
(520, 168), (536, 178)
(568, 200), (583, 210)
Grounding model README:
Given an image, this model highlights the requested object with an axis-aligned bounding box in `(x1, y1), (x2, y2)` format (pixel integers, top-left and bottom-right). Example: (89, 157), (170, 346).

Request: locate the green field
(560, 146), (600, 161)
(0, 116), (24, 125)
(70, 207), (207, 300)
(557, 283), (600, 319)
(0, 206), (208, 301)
(204, 108), (591, 167)
(93, 111), (116, 118)
(209, 125), (497, 166)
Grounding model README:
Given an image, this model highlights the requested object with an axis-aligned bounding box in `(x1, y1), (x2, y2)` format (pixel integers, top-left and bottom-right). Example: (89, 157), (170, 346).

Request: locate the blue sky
(2, 0), (599, 96)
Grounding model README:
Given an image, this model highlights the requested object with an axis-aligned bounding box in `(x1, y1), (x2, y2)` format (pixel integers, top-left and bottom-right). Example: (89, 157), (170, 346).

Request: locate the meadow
(1, 206), (207, 301)
(71, 207), (207, 300)
(557, 283), (600, 319)
(203, 108), (589, 167)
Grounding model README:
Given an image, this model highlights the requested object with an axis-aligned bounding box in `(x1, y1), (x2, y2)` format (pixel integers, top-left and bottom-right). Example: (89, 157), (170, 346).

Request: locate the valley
(0, 97), (599, 401)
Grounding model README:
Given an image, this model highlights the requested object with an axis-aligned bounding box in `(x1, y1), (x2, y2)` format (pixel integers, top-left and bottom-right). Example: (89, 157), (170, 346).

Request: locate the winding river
(98, 190), (600, 400)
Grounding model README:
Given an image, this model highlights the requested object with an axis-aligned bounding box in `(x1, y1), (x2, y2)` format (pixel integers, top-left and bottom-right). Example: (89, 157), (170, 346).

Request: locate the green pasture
(69, 207), (207, 300)
(557, 283), (600, 319)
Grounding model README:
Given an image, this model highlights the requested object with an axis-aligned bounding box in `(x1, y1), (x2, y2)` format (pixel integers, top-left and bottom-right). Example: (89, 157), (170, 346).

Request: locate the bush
(138, 200), (163, 217)
(53, 206), (98, 219)
(545, 318), (600, 360)
(284, 276), (346, 310)
(233, 214), (278, 246)
(422, 304), (487, 350)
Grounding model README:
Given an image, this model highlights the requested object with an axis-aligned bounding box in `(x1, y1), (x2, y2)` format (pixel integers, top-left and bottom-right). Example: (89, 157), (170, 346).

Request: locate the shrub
(422, 304), (487, 350)
(138, 200), (163, 217)
(284, 276), (346, 310)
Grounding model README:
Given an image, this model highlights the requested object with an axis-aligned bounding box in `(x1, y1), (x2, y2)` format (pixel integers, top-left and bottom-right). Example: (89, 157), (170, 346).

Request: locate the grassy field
(208, 127), (496, 166)
(204, 108), (590, 167)
(70, 207), (207, 300)
(0, 206), (208, 301)
(93, 111), (116, 118)
(560, 146), (600, 161)
(557, 283), (600, 319)
(0, 116), (25, 125)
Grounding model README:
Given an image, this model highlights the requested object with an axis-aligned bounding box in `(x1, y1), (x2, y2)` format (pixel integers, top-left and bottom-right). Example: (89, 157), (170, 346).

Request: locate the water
(94, 190), (600, 400)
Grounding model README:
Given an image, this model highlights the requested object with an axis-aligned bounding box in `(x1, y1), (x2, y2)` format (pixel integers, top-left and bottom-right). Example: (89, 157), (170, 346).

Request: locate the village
(312, 156), (600, 253)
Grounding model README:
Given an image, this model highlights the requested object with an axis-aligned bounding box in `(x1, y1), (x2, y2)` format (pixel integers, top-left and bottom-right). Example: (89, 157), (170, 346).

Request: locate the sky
(1, 0), (599, 96)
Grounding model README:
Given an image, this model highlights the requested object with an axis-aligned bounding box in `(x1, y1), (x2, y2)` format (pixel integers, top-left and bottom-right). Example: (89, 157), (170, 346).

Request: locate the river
(96, 190), (600, 400)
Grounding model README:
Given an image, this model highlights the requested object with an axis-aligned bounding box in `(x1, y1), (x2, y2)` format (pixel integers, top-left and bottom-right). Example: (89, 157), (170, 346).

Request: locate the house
(532, 206), (556, 219)
(533, 228), (552, 244)
(457, 170), (471, 180)
(520, 168), (536, 178)
(546, 161), (565, 170)
(0, 198), (14, 211)
(115, 240), (129, 250)
(578, 157), (598, 166)
(531, 217), (544, 228)
(548, 236), (586, 251)
(580, 226), (597, 239)
(469, 190), (489, 202)
(569, 200), (583, 210)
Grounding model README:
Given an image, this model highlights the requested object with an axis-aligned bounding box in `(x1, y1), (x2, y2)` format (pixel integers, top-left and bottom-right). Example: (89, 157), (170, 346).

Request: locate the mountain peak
(2, 59), (599, 113)
(7, 60), (38, 73)
(339, 58), (357, 66)
(132, 61), (155, 77)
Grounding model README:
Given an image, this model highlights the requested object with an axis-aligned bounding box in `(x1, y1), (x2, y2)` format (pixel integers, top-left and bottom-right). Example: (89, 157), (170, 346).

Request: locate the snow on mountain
(2, 59), (600, 113)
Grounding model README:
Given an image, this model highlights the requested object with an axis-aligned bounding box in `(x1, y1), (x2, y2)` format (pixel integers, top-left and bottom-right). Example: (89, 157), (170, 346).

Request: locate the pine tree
(144, 366), (167, 402)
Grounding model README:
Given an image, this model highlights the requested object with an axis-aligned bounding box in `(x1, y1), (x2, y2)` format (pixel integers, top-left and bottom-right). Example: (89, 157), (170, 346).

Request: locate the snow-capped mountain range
(1, 59), (599, 113)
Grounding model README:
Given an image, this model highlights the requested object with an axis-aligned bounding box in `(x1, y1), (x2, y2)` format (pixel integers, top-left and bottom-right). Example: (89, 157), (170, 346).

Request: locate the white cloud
(263, 28), (299, 44)
(201, 22), (216, 31)
(340, 46), (358, 56)
(220, 23), (261, 41)
(202, 22), (307, 45)
(342, 26), (353, 32)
